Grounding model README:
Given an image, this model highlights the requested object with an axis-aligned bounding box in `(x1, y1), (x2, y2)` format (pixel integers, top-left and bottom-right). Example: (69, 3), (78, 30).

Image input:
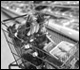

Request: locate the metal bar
(1, 21), (9, 28)
(2, 14), (28, 22)
(20, 59), (38, 69)
(29, 52), (60, 69)
(20, 50), (59, 69)
(8, 58), (21, 69)
(1, 28), (8, 33)
(29, 44), (61, 68)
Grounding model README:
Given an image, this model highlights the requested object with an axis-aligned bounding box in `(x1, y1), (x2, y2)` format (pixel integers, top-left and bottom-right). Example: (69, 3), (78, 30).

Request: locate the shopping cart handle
(3, 14), (28, 22)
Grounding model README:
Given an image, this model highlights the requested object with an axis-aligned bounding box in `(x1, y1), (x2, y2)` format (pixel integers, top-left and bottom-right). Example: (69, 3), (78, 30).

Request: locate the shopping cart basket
(1, 14), (79, 69)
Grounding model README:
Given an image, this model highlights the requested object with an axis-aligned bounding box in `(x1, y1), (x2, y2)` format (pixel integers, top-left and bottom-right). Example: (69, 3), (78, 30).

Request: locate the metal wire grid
(1, 15), (79, 69)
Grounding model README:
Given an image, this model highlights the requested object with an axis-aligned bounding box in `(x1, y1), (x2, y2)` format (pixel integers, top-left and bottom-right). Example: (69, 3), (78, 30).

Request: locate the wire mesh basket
(1, 14), (79, 69)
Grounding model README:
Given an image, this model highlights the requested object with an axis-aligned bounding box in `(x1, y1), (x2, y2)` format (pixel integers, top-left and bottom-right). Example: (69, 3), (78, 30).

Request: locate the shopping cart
(1, 14), (79, 69)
